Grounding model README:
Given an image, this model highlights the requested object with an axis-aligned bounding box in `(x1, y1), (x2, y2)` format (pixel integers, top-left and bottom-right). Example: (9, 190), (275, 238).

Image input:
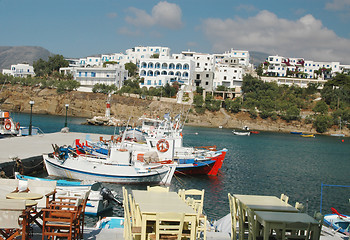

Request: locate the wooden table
(6, 192), (43, 201)
(233, 194), (298, 212)
(132, 190), (197, 240)
(254, 211), (319, 240)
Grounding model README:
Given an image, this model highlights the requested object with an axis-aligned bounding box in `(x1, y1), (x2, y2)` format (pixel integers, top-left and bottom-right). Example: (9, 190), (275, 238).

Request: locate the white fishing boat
(324, 208), (350, 235)
(232, 130), (250, 136)
(43, 146), (176, 185)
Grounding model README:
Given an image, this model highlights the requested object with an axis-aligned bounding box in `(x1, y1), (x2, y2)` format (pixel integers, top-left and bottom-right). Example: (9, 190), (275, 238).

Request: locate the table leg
(190, 216), (196, 240)
(263, 223), (270, 240)
(141, 215), (147, 240)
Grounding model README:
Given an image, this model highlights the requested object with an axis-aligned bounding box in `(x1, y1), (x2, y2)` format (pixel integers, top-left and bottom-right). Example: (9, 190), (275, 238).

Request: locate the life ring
(15, 122), (20, 131)
(4, 122), (11, 130)
(156, 139), (169, 153)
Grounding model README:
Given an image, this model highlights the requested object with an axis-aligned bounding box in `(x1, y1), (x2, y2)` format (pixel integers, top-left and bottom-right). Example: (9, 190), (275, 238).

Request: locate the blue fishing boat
(290, 131), (303, 134)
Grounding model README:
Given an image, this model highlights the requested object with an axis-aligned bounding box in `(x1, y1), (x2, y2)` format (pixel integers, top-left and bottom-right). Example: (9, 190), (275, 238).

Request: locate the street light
(29, 100), (34, 135)
(65, 104), (69, 128)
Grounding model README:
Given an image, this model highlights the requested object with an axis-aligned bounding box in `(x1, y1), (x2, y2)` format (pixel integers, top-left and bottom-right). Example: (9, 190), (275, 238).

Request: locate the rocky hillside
(1, 85), (348, 136)
(0, 46), (52, 70)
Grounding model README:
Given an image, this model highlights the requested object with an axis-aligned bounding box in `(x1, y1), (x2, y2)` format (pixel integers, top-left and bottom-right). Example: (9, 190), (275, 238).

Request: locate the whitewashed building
(213, 57), (244, 89)
(2, 63), (35, 77)
(139, 56), (194, 89)
(60, 65), (128, 88)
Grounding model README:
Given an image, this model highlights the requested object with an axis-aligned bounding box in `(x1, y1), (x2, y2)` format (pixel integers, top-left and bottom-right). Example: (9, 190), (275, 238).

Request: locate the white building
(213, 57), (244, 89)
(139, 56), (194, 89)
(2, 63), (35, 78)
(60, 65), (128, 88)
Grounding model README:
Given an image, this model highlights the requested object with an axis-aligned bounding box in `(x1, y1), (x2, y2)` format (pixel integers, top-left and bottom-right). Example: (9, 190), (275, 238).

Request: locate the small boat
(95, 217), (125, 229)
(301, 134), (315, 138)
(290, 131), (303, 135)
(15, 173), (121, 216)
(43, 146), (176, 184)
(324, 208), (350, 235)
(331, 133), (345, 137)
(232, 130), (250, 136)
(250, 131), (260, 134)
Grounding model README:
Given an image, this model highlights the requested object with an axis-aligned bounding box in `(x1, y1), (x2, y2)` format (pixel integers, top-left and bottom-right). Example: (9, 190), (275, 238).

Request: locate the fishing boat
(15, 173), (121, 216)
(250, 131), (260, 134)
(324, 208), (350, 235)
(0, 110), (20, 137)
(301, 134), (315, 138)
(290, 131), (303, 135)
(232, 130), (250, 136)
(43, 145), (176, 185)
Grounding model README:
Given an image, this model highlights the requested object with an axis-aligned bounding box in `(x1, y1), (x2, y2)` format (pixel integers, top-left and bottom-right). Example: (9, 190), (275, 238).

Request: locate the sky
(1, 0), (350, 64)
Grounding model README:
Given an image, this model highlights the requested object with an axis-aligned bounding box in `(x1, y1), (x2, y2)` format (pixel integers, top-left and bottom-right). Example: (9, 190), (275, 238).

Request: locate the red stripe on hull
(207, 151), (226, 176)
(175, 161), (216, 175)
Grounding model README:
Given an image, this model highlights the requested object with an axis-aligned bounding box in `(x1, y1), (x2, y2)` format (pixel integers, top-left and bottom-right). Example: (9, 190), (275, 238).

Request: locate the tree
(216, 85), (227, 91)
(256, 64), (263, 76)
(193, 95), (205, 114)
(312, 101), (328, 115)
(124, 62), (138, 77)
(313, 115), (332, 133)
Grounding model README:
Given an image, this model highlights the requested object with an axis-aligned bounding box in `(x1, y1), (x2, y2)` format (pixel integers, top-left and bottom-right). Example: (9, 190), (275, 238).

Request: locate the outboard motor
(100, 187), (123, 206)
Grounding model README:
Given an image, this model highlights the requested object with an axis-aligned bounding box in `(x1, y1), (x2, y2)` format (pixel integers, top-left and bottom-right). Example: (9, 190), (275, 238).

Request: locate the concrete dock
(0, 132), (111, 177)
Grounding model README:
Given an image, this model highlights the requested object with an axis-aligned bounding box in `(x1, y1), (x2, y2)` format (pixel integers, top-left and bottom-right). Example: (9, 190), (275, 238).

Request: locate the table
(6, 192), (43, 200)
(233, 194), (298, 212)
(132, 190), (197, 240)
(254, 211), (319, 240)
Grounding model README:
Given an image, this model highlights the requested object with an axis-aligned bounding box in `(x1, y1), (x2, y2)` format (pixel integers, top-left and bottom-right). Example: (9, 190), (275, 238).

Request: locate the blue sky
(1, 0), (350, 63)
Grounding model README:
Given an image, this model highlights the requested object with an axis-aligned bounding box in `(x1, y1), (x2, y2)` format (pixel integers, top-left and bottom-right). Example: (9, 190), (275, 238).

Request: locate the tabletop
(254, 211), (318, 224)
(6, 192), (43, 200)
(233, 194), (298, 212)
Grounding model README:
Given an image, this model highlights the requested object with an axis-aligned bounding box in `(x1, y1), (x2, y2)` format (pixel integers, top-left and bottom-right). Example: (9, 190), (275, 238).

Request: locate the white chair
(295, 202), (305, 212)
(0, 179), (19, 199)
(147, 186), (169, 192)
(27, 179), (56, 209)
(0, 199), (27, 240)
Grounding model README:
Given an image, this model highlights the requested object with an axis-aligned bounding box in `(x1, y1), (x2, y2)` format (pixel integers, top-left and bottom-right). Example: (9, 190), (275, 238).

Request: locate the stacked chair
(147, 186), (169, 192)
(41, 189), (90, 240)
(228, 193), (238, 240)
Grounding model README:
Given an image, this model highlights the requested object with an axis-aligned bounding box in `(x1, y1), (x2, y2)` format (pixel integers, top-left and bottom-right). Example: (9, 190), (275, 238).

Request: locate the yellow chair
(237, 200), (249, 240)
(247, 208), (259, 240)
(280, 193), (289, 204)
(182, 189), (205, 212)
(228, 193), (238, 240)
(194, 202), (207, 240)
(295, 202), (305, 212)
(128, 193), (142, 227)
(149, 212), (188, 240)
(147, 186), (169, 192)
(123, 188), (142, 240)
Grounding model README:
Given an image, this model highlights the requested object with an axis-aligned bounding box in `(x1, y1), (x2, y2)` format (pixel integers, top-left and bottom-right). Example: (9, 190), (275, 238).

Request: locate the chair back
(0, 199), (26, 229)
(147, 186), (169, 192)
(247, 208), (257, 240)
(295, 202), (305, 212)
(228, 193), (238, 240)
(128, 193), (141, 227)
(280, 193), (289, 203)
(154, 212), (185, 240)
(182, 189), (204, 211)
(0, 179), (19, 199)
(27, 179), (56, 208)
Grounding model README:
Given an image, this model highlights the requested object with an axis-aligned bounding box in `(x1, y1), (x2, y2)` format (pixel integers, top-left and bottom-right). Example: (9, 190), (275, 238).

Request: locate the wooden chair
(182, 189), (205, 212)
(0, 179), (19, 199)
(149, 212), (187, 240)
(247, 208), (258, 240)
(194, 202), (207, 240)
(128, 193), (142, 227)
(0, 199), (28, 240)
(228, 193), (238, 240)
(42, 200), (83, 240)
(280, 194), (289, 204)
(147, 186), (169, 192)
(237, 200), (249, 240)
(123, 194), (142, 240)
(284, 222), (312, 240)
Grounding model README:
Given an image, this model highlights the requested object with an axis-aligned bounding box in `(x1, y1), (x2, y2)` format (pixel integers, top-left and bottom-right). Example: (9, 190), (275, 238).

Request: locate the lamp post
(64, 104), (69, 128)
(29, 100), (34, 135)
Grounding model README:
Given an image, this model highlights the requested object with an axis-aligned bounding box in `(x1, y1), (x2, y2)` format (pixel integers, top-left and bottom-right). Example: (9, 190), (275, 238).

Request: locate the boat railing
(195, 145), (217, 151)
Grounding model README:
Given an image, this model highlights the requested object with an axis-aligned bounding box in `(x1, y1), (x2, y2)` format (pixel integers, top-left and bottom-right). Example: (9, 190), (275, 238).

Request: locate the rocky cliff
(0, 85), (348, 136)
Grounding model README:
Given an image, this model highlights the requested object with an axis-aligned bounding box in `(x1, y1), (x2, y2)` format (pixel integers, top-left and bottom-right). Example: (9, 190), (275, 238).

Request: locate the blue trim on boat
(16, 173), (91, 186)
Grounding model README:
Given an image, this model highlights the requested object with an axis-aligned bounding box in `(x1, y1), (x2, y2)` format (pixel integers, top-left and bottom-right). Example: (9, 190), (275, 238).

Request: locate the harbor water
(10, 112), (350, 225)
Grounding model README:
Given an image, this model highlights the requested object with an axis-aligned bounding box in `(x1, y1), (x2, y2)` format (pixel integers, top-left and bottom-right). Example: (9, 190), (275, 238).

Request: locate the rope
(22, 159), (44, 169)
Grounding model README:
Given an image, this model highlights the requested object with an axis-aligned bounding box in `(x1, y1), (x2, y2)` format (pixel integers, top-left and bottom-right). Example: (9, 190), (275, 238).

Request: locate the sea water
(11, 113), (350, 225)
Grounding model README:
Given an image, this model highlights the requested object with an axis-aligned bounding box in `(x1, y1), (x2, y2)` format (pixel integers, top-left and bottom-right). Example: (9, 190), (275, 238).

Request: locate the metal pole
(29, 101), (34, 135)
(65, 104), (69, 128)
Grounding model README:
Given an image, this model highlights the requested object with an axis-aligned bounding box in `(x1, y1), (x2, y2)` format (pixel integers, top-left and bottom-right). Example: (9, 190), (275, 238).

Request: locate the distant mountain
(0, 46), (52, 70)
(250, 51), (270, 67)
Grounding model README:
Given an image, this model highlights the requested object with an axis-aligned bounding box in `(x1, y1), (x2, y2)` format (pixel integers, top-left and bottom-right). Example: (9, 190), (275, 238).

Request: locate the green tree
(313, 115), (332, 133)
(124, 62), (138, 77)
(224, 98), (241, 113)
(281, 105), (300, 122)
(216, 85), (227, 91)
(193, 95), (205, 114)
(312, 101), (328, 115)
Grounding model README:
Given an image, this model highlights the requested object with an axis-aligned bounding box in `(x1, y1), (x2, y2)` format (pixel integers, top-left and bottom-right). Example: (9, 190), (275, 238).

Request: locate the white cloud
(125, 1), (182, 30)
(235, 4), (258, 12)
(201, 10), (350, 63)
(325, 0), (350, 10)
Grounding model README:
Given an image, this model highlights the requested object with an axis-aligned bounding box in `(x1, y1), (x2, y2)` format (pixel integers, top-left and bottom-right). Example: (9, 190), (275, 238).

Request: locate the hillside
(0, 85), (348, 136)
(250, 51), (270, 67)
(0, 46), (52, 70)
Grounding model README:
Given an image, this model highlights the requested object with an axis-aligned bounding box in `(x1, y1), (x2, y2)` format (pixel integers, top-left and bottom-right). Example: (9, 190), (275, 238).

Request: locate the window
(224, 76), (227, 80)
(206, 82), (208, 85)
(159, 80), (162, 85)
(147, 80), (151, 85)
(91, 72), (96, 77)
(196, 74), (200, 79)
(79, 72), (81, 77)
(206, 74), (209, 78)
(85, 72), (87, 77)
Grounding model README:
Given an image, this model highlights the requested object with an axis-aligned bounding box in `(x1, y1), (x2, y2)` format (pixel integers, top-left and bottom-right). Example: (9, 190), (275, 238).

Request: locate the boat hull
(43, 155), (171, 184)
(324, 214), (350, 235)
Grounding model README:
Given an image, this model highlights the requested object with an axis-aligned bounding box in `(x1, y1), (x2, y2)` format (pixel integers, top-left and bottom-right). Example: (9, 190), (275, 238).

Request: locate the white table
(132, 190), (197, 240)
(254, 211), (319, 240)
